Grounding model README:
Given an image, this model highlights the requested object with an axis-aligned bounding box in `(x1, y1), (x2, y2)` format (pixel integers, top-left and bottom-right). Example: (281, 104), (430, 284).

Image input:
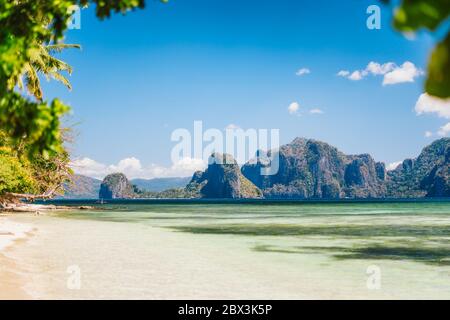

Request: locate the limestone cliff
(99, 173), (135, 199)
(186, 153), (262, 199)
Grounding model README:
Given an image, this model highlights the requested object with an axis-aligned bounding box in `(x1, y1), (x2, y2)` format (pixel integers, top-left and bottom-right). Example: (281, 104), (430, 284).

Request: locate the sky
(41, 0), (450, 179)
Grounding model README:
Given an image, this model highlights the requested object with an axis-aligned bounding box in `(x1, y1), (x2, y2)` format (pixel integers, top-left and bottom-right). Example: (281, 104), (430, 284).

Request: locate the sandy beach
(0, 213), (372, 299)
(0, 217), (35, 299)
(1, 202), (450, 300)
(1, 214), (329, 299)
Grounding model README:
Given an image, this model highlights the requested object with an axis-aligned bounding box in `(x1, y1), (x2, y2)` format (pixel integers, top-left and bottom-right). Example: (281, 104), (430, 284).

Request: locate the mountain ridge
(61, 138), (449, 199)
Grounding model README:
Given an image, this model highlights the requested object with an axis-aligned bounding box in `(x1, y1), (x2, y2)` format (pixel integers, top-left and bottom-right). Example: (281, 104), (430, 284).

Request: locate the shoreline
(40, 197), (450, 206)
(1, 203), (94, 214)
(0, 217), (35, 299)
(0, 217), (34, 251)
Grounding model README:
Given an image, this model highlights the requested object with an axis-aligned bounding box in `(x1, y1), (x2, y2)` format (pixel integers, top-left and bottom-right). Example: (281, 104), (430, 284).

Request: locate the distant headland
(65, 137), (449, 200)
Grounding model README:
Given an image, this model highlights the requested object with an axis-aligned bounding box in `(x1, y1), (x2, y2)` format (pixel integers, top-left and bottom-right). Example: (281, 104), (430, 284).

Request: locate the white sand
(3, 215), (358, 299)
(2, 212), (450, 300)
(0, 218), (33, 251)
(0, 217), (35, 299)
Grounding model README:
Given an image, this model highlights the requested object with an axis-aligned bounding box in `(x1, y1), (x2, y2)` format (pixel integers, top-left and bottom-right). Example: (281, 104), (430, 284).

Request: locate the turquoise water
(59, 202), (450, 267)
(10, 201), (450, 299)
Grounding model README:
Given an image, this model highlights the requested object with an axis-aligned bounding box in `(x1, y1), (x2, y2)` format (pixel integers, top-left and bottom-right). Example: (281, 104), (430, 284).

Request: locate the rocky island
(99, 173), (136, 199)
(241, 137), (448, 199)
(90, 137), (449, 200)
(186, 153), (263, 199)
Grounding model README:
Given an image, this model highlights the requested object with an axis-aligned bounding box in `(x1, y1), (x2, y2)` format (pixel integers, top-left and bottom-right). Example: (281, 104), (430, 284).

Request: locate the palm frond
(45, 56), (74, 74)
(23, 64), (43, 101)
(49, 72), (72, 91)
(15, 42), (80, 100)
(46, 44), (81, 54)
(17, 74), (24, 91)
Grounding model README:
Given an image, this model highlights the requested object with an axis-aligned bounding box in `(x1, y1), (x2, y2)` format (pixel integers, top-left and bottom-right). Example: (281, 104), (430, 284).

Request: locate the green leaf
(393, 0), (450, 32)
(426, 33), (450, 98)
(391, 0), (450, 98)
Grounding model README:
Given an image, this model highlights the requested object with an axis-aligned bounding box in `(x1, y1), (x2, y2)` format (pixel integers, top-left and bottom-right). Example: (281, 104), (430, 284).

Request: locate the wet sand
(0, 253), (29, 299)
(0, 218), (34, 299)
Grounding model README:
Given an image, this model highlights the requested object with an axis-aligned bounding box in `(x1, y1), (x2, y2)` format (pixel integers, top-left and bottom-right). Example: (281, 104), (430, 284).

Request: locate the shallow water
(6, 201), (450, 299)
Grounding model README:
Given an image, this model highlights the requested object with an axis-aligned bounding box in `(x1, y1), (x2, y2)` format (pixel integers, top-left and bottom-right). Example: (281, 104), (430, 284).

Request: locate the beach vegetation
(0, 0), (162, 205)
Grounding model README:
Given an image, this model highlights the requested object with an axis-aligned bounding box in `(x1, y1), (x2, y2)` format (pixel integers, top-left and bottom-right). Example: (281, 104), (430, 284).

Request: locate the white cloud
(415, 93), (450, 137)
(296, 68), (310, 76)
(288, 102), (300, 114)
(387, 161), (402, 171)
(288, 103), (325, 117)
(337, 61), (423, 85)
(424, 131), (433, 138)
(70, 158), (108, 179)
(348, 70), (364, 81)
(108, 157), (143, 179)
(366, 62), (395, 75)
(309, 108), (324, 114)
(225, 123), (241, 130)
(415, 93), (450, 119)
(438, 122), (450, 137)
(70, 157), (206, 180)
(337, 70), (350, 77)
(382, 61), (424, 85)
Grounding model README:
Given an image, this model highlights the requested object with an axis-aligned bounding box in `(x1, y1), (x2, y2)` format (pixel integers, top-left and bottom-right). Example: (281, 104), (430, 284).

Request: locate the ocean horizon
(42, 197), (450, 206)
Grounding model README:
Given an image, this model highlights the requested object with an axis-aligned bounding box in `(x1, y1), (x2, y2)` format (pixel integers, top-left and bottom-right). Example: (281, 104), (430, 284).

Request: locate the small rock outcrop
(186, 153), (262, 199)
(99, 173), (135, 199)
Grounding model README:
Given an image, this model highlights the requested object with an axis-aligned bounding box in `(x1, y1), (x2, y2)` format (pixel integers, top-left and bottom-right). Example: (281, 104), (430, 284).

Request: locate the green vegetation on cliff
(242, 137), (449, 199)
(186, 153), (262, 199)
(99, 173), (136, 199)
(242, 138), (387, 199)
(64, 139), (449, 200)
(387, 138), (450, 197)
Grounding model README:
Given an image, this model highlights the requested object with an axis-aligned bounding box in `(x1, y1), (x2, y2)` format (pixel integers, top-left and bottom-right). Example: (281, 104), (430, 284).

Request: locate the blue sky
(42, 0), (449, 179)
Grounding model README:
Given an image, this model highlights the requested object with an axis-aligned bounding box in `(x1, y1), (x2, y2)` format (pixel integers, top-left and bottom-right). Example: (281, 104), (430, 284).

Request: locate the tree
(0, 1), (164, 204)
(15, 43), (81, 102)
(386, 0), (450, 98)
(0, 137), (36, 205)
(0, 128), (72, 206)
(0, 0), (155, 158)
(0, 37), (78, 204)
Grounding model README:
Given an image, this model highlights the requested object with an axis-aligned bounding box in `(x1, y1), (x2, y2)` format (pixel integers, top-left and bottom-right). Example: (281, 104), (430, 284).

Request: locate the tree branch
(4, 184), (61, 202)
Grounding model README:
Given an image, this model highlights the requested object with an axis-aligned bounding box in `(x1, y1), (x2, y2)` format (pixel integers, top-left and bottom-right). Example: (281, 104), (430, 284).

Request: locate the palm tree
(16, 43), (81, 101)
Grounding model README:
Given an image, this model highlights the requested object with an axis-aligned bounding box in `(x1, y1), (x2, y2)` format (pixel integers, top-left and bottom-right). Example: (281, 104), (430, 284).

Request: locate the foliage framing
(390, 0), (450, 98)
(0, 0), (148, 157)
(0, 1), (152, 203)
